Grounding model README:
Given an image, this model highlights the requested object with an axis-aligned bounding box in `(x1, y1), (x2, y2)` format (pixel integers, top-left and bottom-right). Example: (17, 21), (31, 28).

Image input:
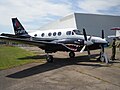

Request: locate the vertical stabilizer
(12, 18), (29, 36)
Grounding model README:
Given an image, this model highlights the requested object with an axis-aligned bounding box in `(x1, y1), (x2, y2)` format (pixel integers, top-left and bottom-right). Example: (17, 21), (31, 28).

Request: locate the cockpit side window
(73, 30), (82, 35)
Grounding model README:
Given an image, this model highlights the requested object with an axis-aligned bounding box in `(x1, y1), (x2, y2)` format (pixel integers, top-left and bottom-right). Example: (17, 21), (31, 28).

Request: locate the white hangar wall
(75, 13), (120, 37)
(40, 13), (120, 38)
(40, 14), (77, 30)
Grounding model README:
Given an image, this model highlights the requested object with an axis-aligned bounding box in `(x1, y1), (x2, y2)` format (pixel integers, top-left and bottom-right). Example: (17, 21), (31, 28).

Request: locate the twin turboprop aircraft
(0, 18), (109, 63)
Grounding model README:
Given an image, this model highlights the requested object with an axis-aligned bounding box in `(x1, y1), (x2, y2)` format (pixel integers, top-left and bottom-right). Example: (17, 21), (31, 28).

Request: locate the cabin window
(48, 33), (52, 36)
(34, 34), (37, 37)
(58, 32), (61, 36)
(66, 31), (71, 35)
(41, 33), (45, 37)
(53, 32), (56, 36)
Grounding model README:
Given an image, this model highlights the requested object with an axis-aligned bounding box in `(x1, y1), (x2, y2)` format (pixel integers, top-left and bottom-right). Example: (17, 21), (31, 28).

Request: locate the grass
(0, 46), (43, 70)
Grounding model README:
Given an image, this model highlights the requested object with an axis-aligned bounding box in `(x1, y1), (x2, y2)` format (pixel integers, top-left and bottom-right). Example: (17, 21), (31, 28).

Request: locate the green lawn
(0, 46), (42, 70)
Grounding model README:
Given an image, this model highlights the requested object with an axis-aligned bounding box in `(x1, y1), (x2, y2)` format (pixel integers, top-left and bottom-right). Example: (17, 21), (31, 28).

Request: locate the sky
(0, 0), (120, 33)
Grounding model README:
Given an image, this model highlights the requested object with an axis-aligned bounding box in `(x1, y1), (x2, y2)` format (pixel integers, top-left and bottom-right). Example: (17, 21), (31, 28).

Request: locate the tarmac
(0, 47), (120, 90)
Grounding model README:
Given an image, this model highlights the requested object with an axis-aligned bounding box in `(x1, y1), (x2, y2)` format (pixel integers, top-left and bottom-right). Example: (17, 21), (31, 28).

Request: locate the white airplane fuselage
(28, 28), (107, 44)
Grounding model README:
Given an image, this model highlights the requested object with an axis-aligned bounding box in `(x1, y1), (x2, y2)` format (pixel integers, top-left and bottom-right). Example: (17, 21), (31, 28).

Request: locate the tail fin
(12, 18), (29, 36)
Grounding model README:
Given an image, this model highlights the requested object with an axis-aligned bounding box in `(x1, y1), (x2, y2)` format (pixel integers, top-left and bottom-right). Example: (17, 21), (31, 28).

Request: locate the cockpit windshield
(73, 29), (82, 35)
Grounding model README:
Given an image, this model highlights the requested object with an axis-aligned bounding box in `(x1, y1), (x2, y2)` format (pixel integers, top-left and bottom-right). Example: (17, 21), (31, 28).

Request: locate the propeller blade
(80, 45), (86, 53)
(101, 30), (105, 53)
(102, 30), (104, 39)
(80, 28), (92, 56)
(80, 45), (91, 56)
(83, 28), (87, 41)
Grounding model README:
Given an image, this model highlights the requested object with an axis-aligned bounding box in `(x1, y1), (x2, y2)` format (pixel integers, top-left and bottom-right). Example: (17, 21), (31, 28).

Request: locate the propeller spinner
(80, 28), (93, 56)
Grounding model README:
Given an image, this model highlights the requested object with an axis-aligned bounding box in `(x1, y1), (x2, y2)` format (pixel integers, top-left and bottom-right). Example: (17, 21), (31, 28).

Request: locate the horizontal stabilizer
(1, 33), (31, 38)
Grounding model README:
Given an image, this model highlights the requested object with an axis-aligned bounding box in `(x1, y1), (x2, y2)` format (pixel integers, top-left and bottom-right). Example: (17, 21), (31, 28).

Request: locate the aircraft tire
(69, 52), (75, 58)
(46, 55), (53, 63)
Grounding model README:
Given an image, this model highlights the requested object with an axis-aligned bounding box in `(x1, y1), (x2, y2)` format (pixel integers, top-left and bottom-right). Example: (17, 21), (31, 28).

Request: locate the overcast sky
(0, 0), (120, 33)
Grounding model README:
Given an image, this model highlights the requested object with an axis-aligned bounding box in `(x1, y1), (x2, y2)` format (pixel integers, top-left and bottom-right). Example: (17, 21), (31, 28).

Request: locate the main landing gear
(46, 52), (75, 63)
(69, 51), (75, 58)
(98, 52), (109, 64)
(97, 46), (109, 64)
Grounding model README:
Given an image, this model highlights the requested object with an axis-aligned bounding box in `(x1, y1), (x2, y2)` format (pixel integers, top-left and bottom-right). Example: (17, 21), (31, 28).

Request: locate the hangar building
(40, 13), (120, 38)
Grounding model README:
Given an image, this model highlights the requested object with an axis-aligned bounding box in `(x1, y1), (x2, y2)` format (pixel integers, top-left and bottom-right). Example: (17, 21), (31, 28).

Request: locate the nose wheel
(69, 52), (75, 58)
(46, 54), (53, 63)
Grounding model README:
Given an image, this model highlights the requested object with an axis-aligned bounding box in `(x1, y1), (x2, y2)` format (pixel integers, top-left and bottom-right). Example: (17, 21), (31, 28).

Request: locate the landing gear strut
(69, 51), (75, 58)
(46, 54), (53, 63)
(97, 46), (109, 64)
(99, 52), (109, 63)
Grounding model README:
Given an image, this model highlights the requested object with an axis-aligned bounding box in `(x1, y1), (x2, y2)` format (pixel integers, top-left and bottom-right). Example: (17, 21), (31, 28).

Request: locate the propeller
(101, 30), (105, 53)
(100, 30), (109, 63)
(83, 28), (87, 41)
(80, 28), (93, 56)
(102, 30), (104, 39)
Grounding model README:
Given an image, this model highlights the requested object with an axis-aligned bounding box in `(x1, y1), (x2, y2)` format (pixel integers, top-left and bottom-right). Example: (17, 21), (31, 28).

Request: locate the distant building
(0, 40), (29, 47)
(40, 13), (120, 39)
(0, 40), (7, 45)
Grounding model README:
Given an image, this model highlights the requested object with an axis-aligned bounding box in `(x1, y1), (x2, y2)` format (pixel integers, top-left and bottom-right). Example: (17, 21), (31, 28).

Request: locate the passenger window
(41, 33), (45, 37)
(66, 31), (71, 35)
(48, 33), (52, 36)
(34, 34), (37, 37)
(53, 32), (56, 36)
(58, 32), (61, 36)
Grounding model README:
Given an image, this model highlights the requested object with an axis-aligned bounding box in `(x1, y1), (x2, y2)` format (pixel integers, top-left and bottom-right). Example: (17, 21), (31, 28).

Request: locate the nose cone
(102, 39), (108, 44)
(100, 38), (109, 47)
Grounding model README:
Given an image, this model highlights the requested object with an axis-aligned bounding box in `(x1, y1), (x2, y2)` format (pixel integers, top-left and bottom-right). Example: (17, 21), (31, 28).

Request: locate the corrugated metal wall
(40, 13), (120, 39)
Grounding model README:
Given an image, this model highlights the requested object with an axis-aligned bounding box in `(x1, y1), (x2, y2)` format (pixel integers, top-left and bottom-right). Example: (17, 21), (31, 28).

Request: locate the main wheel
(98, 52), (105, 62)
(100, 55), (105, 62)
(46, 55), (53, 63)
(69, 52), (75, 58)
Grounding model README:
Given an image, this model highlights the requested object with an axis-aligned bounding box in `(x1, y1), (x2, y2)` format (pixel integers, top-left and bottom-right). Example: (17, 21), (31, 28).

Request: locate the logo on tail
(14, 20), (22, 30)
(12, 18), (28, 36)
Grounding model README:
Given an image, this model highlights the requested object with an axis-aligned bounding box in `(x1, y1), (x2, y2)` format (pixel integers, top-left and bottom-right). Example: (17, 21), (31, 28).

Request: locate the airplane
(0, 18), (109, 63)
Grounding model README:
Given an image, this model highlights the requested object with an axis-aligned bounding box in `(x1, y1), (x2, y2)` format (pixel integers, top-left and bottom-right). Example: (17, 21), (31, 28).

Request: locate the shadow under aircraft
(7, 53), (106, 79)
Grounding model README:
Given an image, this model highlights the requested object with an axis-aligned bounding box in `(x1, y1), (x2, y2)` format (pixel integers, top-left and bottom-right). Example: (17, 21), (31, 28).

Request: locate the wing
(0, 36), (73, 52)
